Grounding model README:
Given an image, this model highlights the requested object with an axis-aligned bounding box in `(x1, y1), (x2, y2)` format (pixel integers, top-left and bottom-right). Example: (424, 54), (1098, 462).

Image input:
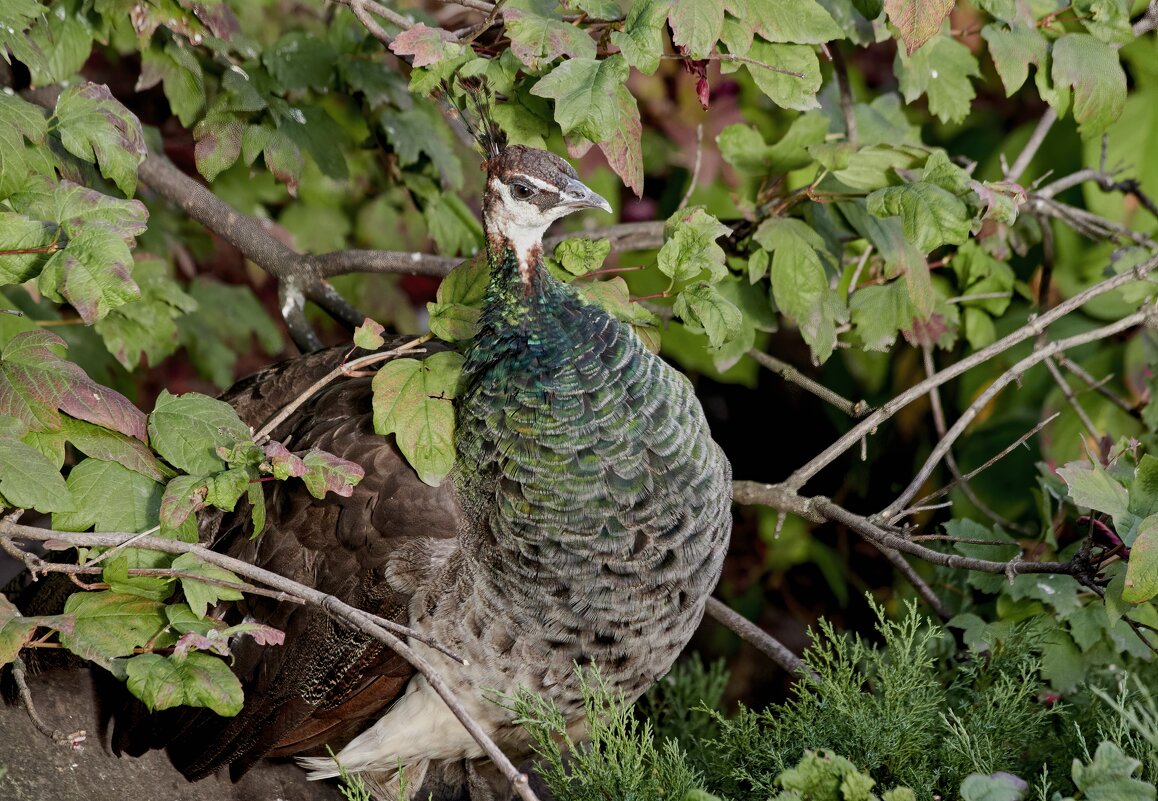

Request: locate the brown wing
(116, 341), (462, 780)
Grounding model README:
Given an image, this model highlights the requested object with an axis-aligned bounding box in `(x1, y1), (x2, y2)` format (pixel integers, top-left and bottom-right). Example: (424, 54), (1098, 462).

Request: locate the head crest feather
(436, 75), (507, 163)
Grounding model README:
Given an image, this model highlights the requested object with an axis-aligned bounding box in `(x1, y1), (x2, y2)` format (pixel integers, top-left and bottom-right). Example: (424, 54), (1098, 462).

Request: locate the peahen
(118, 118), (733, 799)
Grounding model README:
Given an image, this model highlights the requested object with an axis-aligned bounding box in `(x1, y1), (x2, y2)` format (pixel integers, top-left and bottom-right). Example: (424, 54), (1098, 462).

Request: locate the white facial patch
(487, 178), (558, 284)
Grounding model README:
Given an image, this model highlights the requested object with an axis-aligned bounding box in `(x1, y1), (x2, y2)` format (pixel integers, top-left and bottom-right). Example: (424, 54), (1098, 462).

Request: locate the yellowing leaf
(884, 0), (954, 54)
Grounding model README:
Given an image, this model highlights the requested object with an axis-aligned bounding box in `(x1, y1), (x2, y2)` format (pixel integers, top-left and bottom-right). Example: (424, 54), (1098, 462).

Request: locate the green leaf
(59, 591), (165, 667)
(960, 772), (1028, 801)
(52, 458), (161, 532)
(830, 143), (926, 191)
(717, 125), (772, 173)
(371, 351), (465, 487)
(354, 318), (386, 350)
(193, 114), (244, 182)
(610, 0), (666, 74)
(159, 474), (208, 531)
(866, 182), (972, 253)
(763, 223), (842, 362)
(0, 594), (73, 668)
(177, 278), (282, 388)
(0, 432), (74, 513)
(1123, 515), (1158, 604)
(1070, 742), (1155, 800)
(124, 651), (243, 716)
(505, 8), (596, 69)
(734, 39), (822, 111)
(94, 256), (198, 370)
(0, 330), (147, 438)
(884, 0), (954, 54)
(673, 281), (743, 348)
(101, 552), (173, 602)
(531, 56), (630, 142)
(850, 281), (917, 351)
(23, 3), (92, 85)
(170, 552), (245, 618)
(38, 225), (142, 323)
(982, 24), (1048, 96)
(0, 91), (48, 197)
(1074, 0), (1135, 45)
(745, 0), (843, 43)
(53, 83), (147, 197)
(241, 123), (303, 194)
(0, 213), (56, 283)
(205, 467), (250, 511)
(148, 390), (251, 476)
(14, 179), (148, 239)
(138, 43), (205, 128)
(667, 0), (725, 60)
(895, 35), (979, 124)
(554, 238), (611, 276)
(262, 32), (336, 91)
(658, 206), (731, 284)
(1057, 459), (1135, 540)
(1050, 33), (1127, 138)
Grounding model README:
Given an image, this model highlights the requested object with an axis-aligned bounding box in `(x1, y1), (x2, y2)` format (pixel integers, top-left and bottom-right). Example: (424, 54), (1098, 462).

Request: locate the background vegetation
(1, 0), (1158, 799)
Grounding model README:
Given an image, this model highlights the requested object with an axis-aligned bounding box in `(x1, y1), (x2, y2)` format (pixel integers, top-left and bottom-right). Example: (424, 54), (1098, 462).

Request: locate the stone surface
(0, 667), (344, 801)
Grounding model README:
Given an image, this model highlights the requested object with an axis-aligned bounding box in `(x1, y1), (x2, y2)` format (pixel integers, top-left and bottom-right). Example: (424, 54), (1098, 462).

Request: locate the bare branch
(784, 253), (1158, 492)
(1056, 355), (1140, 417)
(333, 0), (416, 45)
(915, 345), (1031, 535)
(678, 125), (705, 210)
(747, 349), (870, 418)
(704, 598), (813, 678)
(829, 44), (858, 147)
(1005, 108), (1057, 183)
(1, 522), (538, 801)
(1044, 355), (1100, 440)
(9, 657), (86, 748)
(882, 308), (1152, 522)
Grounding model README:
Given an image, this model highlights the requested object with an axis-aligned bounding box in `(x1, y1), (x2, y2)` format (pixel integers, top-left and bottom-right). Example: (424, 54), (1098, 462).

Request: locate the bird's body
(123, 142), (732, 799)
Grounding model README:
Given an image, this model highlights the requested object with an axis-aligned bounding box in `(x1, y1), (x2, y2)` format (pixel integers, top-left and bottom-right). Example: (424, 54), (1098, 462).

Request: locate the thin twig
(913, 344), (1030, 535)
(10, 657), (87, 747)
(1056, 355), (1139, 417)
(829, 44), (857, 147)
(1005, 108), (1057, 183)
(253, 338), (427, 443)
(704, 598), (813, 678)
(678, 125), (704, 210)
(334, 0), (417, 45)
(882, 309), (1151, 522)
(847, 245), (872, 297)
(784, 253), (1158, 492)
(910, 412), (1060, 510)
(1044, 355), (1100, 440)
(747, 349), (870, 418)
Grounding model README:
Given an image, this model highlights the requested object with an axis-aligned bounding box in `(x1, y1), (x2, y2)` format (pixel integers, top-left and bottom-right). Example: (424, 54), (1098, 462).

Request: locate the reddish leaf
(389, 23), (461, 68)
(0, 331), (147, 440)
(884, 0), (954, 55)
(222, 621), (285, 646)
(300, 448), (365, 499)
(264, 441), (306, 479)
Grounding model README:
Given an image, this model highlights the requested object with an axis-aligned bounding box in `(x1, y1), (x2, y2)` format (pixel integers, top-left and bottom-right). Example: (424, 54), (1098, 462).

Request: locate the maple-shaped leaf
(389, 23), (465, 68)
(263, 441), (306, 479)
(299, 448), (366, 499)
(884, 0), (954, 55)
(504, 8), (596, 70)
(0, 330), (146, 439)
(353, 318), (385, 350)
(52, 83), (147, 197)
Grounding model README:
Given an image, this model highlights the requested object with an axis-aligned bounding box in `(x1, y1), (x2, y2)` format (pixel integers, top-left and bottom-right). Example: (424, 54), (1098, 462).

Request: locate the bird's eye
(510, 182), (536, 200)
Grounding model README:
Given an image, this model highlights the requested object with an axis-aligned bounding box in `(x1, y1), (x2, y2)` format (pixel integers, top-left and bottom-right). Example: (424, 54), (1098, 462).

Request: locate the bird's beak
(558, 177), (612, 214)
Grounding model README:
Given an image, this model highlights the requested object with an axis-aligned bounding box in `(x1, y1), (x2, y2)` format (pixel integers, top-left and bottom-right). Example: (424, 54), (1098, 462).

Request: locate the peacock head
(482, 145), (612, 272)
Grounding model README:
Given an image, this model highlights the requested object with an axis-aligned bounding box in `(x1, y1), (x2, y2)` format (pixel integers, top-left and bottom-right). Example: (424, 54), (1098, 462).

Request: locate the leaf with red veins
(300, 448), (365, 499)
(884, 0), (954, 55)
(174, 629), (231, 658)
(389, 23), (464, 68)
(0, 331), (147, 439)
